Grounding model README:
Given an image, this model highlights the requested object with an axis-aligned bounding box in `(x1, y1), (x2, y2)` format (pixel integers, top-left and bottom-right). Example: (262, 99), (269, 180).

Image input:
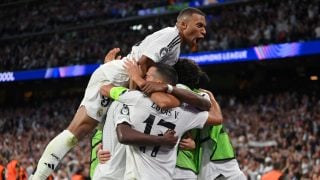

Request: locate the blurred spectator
(261, 162), (283, 180)
(0, 163), (4, 180)
(0, 96), (91, 179)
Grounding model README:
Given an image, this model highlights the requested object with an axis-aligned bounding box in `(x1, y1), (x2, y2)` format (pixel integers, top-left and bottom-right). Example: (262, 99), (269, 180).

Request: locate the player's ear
(180, 21), (187, 30)
(177, 20), (187, 30)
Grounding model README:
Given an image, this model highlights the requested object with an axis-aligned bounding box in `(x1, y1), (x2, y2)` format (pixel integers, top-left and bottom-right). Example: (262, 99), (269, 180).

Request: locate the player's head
(198, 70), (210, 89)
(176, 7), (206, 52)
(145, 63), (178, 85)
(173, 58), (202, 89)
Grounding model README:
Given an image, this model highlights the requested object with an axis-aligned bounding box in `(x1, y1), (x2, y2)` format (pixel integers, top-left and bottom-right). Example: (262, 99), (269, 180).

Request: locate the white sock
(32, 130), (78, 180)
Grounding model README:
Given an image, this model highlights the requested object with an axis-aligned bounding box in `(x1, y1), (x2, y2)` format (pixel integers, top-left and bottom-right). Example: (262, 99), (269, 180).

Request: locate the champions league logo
(0, 72), (15, 82)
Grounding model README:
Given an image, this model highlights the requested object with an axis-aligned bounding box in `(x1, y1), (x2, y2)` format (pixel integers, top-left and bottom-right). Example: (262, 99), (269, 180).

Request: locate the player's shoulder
(159, 26), (177, 32)
(153, 26), (179, 38)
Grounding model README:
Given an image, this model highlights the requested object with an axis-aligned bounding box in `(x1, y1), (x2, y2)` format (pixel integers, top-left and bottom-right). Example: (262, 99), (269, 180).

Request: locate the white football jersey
(80, 26), (181, 122)
(173, 91), (210, 180)
(92, 101), (127, 180)
(198, 126), (245, 180)
(116, 90), (208, 180)
(127, 26), (181, 66)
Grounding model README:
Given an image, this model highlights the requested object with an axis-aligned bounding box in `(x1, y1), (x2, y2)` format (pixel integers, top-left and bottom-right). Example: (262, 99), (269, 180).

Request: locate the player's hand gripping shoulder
(104, 48), (121, 63)
(96, 143), (111, 164)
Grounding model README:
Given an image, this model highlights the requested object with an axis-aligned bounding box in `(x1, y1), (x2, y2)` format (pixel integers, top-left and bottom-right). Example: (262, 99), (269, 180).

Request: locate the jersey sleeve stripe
(167, 35), (180, 48)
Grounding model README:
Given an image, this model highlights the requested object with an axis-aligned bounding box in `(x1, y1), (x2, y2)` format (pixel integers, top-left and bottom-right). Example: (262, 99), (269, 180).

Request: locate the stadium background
(0, 0), (320, 179)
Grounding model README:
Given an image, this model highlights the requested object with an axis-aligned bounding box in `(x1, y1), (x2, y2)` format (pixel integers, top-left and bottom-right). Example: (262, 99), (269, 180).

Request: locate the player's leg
(32, 106), (98, 180)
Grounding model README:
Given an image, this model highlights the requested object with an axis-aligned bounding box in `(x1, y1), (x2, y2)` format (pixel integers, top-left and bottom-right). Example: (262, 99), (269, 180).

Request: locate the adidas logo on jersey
(44, 163), (55, 170)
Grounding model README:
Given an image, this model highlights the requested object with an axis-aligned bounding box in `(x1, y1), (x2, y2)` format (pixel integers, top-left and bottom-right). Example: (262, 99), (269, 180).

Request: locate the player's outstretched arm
(171, 86), (211, 111)
(141, 82), (211, 111)
(116, 123), (178, 148)
(201, 89), (223, 125)
(100, 84), (180, 109)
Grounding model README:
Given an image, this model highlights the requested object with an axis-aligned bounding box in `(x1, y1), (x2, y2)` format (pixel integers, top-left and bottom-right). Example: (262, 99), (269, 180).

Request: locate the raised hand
(104, 48), (121, 63)
(123, 60), (143, 80)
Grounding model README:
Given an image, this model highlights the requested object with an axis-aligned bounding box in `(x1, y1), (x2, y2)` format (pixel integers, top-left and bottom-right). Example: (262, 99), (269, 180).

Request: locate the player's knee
(68, 119), (98, 140)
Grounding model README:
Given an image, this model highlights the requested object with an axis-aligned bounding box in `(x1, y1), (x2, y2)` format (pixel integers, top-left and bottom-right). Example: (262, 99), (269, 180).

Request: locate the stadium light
(310, 75), (318, 81)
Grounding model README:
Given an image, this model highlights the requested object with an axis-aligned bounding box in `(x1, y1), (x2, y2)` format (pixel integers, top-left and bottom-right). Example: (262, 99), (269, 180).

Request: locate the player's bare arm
(140, 82), (211, 111)
(100, 82), (180, 109)
(202, 89), (223, 125)
(132, 57), (212, 111)
(124, 60), (181, 109)
(137, 55), (156, 76)
(116, 122), (178, 148)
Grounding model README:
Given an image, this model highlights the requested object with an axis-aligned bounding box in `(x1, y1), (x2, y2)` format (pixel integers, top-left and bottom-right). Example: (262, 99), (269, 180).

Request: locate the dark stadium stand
(0, 0), (319, 71)
(1, 0), (320, 179)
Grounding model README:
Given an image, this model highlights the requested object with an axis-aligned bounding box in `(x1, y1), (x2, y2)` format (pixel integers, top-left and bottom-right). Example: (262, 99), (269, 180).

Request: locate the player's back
(126, 26), (181, 66)
(86, 26), (181, 91)
(120, 91), (208, 180)
(88, 60), (129, 88)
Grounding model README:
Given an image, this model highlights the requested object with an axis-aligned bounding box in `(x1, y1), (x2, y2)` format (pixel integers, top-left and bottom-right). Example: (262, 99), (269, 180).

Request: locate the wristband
(110, 86), (128, 100)
(166, 84), (173, 93)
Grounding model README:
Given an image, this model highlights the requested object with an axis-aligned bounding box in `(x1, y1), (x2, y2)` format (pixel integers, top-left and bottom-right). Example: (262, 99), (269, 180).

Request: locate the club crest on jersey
(97, 108), (104, 117)
(121, 105), (129, 115)
(160, 47), (169, 58)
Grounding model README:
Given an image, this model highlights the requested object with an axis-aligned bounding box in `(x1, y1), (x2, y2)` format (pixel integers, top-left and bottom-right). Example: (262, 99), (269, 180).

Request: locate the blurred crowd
(222, 92), (320, 179)
(1, 0), (320, 71)
(0, 91), (319, 179)
(0, 0), (175, 37)
(0, 0), (319, 179)
(0, 96), (91, 179)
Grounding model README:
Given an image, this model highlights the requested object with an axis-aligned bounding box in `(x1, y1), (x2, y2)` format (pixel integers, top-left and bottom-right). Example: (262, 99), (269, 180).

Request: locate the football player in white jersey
(32, 7), (207, 180)
(98, 61), (222, 180)
(93, 100), (179, 180)
(94, 59), (218, 180)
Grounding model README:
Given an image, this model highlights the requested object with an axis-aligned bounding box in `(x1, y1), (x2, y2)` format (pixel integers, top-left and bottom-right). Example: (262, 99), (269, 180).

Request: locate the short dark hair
(177, 7), (205, 21)
(154, 63), (178, 85)
(173, 58), (202, 89)
(198, 71), (210, 89)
